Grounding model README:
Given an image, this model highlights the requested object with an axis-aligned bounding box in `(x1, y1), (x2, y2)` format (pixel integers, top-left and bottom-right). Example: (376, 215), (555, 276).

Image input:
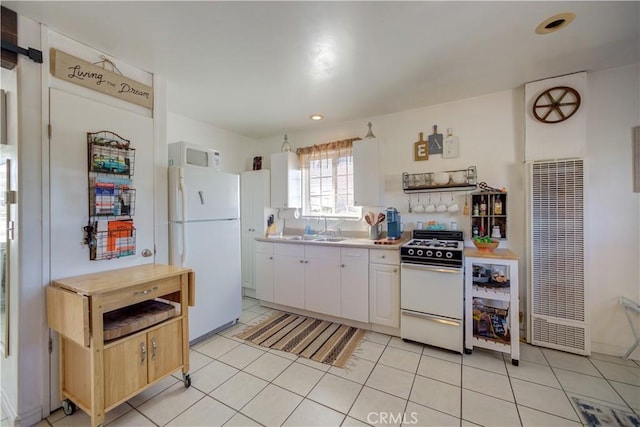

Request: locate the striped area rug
(236, 312), (365, 368)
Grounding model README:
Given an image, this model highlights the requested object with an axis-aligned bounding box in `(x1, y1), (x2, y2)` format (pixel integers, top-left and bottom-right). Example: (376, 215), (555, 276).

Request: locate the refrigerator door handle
(179, 172), (187, 266)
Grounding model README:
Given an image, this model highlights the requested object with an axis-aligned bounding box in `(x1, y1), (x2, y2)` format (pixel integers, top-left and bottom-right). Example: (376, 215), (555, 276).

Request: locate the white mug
(436, 202), (448, 213)
(413, 203), (425, 213)
(448, 203), (460, 213)
(425, 203), (436, 213)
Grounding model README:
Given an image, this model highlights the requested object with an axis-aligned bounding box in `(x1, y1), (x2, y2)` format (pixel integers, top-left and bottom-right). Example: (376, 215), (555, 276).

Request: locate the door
(49, 88), (155, 277)
(170, 166), (239, 222)
(104, 334), (148, 408)
(304, 246), (341, 317)
(147, 320), (183, 383)
(340, 248), (369, 323)
(400, 263), (463, 319)
(255, 251), (274, 302)
(369, 263), (400, 328)
(171, 219), (241, 341)
(274, 244), (305, 308)
(49, 88), (156, 407)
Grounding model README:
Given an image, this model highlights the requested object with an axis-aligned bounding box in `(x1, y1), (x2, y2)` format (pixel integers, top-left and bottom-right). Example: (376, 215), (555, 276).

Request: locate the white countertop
(255, 235), (409, 249)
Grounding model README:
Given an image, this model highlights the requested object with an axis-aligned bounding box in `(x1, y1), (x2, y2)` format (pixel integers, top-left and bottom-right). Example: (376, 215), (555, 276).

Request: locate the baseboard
(1, 390), (17, 425)
(591, 340), (640, 361)
(242, 288), (256, 298)
(1, 392), (42, 427)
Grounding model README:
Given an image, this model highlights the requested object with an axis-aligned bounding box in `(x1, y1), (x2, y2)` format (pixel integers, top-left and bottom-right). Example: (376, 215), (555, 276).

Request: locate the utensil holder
(368, 224), (381, 240)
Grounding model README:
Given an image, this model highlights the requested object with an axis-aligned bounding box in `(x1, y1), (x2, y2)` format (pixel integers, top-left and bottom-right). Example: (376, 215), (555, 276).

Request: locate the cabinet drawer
(101, 276), (181, 312)
(305, 244), (340, 261)
(255, 241), (274, 254)
(274, 242), (301, 256)
(369, 249), (399, 265)
(46, 286), (90, 347)
(341, 247), (369, 263)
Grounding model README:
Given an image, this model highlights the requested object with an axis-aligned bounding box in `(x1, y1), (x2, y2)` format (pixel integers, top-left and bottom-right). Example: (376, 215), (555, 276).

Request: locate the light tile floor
(23, 297), (640, 426)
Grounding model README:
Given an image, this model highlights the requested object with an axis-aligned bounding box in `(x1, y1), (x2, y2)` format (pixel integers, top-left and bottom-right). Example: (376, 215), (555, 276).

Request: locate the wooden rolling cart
(46, 264), (195, 427)
(464, 248), (519, 365)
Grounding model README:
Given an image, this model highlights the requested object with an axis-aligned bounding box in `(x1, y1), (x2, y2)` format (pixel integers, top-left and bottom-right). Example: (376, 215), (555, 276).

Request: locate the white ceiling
(5, 1), (639, 140)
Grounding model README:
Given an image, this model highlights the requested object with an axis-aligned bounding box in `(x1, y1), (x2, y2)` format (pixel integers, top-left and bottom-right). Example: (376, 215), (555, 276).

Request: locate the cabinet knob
(269, 256), (273, 260)
(300, 260), (304, 263)
(393, 268), (398, 273)
(381, 255), (386, 259)
(305, 260), (309, 264)
(341, 264), (345, 268)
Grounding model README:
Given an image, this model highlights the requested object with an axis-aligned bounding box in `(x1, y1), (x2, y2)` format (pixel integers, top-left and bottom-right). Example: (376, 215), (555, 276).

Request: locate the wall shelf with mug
(402, 166), (477, 194)
(471, 191), (507, 239)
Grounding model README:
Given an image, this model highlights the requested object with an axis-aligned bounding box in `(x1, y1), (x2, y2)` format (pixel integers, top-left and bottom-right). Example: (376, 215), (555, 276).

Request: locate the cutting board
(103, 300), (176, 341)
(428, 125), (443, 155)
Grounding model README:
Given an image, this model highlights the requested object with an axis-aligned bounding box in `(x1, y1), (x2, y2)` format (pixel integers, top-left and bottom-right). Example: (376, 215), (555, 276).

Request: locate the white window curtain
(297, 138), (361, 218)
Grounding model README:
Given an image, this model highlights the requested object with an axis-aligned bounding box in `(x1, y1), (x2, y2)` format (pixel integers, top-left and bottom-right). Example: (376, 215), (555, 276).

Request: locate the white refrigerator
(168, 165), (242, 343)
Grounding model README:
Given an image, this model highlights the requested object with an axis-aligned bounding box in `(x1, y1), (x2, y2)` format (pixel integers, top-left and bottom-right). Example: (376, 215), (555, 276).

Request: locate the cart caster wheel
(62, 399), (76, 416)
(464, 349), (472, 355)
(512, 359), (519, 366)
(183, 373), (191, 388)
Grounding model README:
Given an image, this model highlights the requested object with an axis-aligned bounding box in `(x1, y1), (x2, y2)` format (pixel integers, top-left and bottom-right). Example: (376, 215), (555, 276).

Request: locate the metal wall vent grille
(529, 159), (588, 354)
(532, 317), (586, 352)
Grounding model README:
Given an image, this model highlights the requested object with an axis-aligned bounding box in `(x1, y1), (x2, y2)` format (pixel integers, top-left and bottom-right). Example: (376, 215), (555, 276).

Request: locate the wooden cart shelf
(46, 264), (194, 427)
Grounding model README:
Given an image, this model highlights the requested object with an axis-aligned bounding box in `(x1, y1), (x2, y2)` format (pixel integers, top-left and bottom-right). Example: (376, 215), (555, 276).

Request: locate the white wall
(585, 63), (640, 357)
(258, 64), (640, 358)
(167, 112), (258, 174)
(258, 88), (528, 320)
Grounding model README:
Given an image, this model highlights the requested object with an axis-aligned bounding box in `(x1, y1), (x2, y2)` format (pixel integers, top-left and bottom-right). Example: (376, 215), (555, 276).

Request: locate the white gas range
(400, 230), (464, 353)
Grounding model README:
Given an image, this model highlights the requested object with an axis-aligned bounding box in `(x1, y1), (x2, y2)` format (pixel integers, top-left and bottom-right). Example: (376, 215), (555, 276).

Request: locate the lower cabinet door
(148, 320), (183, 383)
(369, 263), (400, 328)
(104, 334), (148, 408)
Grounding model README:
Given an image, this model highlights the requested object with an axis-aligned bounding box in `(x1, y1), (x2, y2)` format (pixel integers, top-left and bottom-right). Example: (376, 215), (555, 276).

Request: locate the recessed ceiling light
(310, 114), (324, 121)
(535, 12), (575, 35)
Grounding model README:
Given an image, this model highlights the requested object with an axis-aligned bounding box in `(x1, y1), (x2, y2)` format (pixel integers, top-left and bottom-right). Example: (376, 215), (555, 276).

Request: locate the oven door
(400, 262), (463, 319)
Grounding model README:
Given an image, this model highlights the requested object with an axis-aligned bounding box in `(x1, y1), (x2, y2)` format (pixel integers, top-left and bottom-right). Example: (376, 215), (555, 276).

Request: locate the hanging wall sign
(50, 48), (153, 109)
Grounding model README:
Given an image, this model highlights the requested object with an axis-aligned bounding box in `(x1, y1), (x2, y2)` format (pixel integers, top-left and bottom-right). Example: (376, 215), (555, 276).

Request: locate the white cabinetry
(369, 249), (400, 328)
(274, 243), (305, 308)
(304, 246), (341, 317)
(255, 241), (274, 302)
(353, 138), (384, 207)
(341, 248), (369, 323)
(240, 170), (270, 293)
(464, 248), (520, 365)
(270, 152), (301, 209)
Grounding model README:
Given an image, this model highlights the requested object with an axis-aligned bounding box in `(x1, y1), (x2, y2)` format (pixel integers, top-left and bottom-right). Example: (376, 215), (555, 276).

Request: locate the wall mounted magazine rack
(85, 130), (136, 260)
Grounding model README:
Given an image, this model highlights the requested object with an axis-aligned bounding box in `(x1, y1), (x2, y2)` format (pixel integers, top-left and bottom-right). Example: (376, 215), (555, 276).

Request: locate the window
(297, 138), (361, 218)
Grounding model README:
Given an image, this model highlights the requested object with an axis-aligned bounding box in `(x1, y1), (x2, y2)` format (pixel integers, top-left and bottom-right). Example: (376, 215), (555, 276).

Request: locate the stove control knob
(408, 249), (414, 255)
(435, 251), (443, 258)
(426, 250), (433, 257)
(417, 250), (423, 256)
(445, 251), (453, 259)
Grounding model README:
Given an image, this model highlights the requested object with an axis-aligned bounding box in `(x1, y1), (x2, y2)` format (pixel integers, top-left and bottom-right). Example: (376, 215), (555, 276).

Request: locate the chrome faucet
(319, 216), (328, 235)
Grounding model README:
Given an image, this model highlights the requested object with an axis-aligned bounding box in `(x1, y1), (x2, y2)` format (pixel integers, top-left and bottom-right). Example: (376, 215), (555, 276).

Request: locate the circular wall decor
(532, 86), (581, 123)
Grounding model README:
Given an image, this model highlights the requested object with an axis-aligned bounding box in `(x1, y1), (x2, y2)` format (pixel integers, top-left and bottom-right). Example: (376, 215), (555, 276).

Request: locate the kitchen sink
(313, 236), (346, 242)
(284, 235), (346, 242)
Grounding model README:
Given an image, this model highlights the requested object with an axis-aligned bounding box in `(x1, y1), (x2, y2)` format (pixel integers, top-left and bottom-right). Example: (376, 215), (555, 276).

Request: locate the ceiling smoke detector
(535, 12), (576, 35)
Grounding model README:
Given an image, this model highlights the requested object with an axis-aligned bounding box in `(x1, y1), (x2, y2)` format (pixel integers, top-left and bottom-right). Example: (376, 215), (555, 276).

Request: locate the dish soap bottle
(304, 219), (311, 235)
